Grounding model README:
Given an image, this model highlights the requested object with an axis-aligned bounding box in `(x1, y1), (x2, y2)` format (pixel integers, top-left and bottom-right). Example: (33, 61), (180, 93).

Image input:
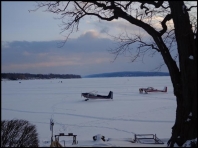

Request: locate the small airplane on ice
(139, 86), (167, 94)
(81, 91), (113, 101)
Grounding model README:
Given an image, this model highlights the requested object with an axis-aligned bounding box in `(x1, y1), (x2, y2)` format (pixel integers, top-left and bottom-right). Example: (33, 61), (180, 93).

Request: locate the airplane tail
(163, 86), (167, 92)
(108, 91), (113, 99)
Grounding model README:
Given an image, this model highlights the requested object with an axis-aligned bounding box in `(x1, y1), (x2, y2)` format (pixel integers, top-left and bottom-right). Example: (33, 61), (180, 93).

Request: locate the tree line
(1, 73), (81, 80)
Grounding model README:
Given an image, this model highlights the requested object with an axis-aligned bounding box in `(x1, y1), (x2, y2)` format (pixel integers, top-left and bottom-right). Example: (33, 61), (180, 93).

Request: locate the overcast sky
(1, 1), (174, 76)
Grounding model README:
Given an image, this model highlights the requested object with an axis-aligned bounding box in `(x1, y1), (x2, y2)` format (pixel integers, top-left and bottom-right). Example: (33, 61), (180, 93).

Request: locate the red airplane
(139, 86), (167, 94)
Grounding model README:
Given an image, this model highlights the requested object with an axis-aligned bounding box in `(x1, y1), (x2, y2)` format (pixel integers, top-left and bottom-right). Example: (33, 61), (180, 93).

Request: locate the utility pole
(50, 118), (54, 144)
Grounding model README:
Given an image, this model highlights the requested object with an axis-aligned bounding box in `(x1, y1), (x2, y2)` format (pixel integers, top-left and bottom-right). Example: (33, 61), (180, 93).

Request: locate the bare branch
(74, 1), (117, 21)
(139, 1), (164, 15)
(159, 14), (172, 36)
(125, 1), (133, 10)
(1, 119), (39, 147)
(186, 5), (197, 11)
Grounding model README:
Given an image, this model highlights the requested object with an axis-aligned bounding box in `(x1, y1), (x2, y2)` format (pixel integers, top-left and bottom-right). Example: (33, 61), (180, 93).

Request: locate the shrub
(1, 119), (39, 147)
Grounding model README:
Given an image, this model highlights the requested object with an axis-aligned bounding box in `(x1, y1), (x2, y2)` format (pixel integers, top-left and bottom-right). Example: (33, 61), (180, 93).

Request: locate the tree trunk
(167, 1), (197, 147)
(106, 2), (197, 146)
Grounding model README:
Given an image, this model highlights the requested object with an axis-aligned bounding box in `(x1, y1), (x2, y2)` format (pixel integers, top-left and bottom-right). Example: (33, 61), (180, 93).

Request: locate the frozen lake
(2, 76), (176, 147)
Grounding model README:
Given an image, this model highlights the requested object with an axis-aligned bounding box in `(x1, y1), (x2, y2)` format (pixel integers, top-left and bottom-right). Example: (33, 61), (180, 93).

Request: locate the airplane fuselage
(139, 87), (167, 94)
(81, 91), (113, 101)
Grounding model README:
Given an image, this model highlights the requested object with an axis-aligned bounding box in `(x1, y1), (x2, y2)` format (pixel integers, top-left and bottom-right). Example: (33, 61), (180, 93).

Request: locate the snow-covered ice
(2, 76), (176, 147)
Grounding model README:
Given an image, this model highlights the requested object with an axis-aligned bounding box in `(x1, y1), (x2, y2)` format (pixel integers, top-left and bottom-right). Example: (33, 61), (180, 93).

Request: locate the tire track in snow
(115, 92), (175, 101)
(2, 108), (174, 123)
(26, 120), (137, 136)
(54, 121), (137, 135)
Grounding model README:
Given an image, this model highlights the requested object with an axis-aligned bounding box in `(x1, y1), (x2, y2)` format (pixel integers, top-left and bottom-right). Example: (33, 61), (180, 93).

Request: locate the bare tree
(31, 1), (197, 147)
(1, 119), (39, 147)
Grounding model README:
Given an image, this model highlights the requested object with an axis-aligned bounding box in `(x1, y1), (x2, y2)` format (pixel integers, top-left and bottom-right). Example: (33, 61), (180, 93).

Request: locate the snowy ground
(2, 76), (176, 147)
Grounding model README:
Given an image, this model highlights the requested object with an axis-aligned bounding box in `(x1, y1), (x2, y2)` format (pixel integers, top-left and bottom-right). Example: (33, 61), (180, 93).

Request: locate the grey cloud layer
(2, 31), (168, 76)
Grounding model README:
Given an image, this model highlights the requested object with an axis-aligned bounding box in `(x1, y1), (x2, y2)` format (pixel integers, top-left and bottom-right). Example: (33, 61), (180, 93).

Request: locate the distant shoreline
(1, 73), (81, 80)
(1, 71), (170, 80)
(84, 71), (169, 78)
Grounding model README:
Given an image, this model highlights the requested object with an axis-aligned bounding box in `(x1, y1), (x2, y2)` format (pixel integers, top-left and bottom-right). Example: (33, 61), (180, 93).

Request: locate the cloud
(80, 30), (100, 38)
(100, 27), (109, 34)
(93, 19), (146, 35)
(1, 30), (169, 76)
(23, 51), (31, 56)
(2, 52), (111, 69)
(2, 41), (10, 49)
(1, 33), (117, 75)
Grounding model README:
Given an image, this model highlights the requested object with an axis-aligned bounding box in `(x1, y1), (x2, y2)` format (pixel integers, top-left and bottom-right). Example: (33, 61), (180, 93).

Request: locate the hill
(84, 71), (169, 78)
